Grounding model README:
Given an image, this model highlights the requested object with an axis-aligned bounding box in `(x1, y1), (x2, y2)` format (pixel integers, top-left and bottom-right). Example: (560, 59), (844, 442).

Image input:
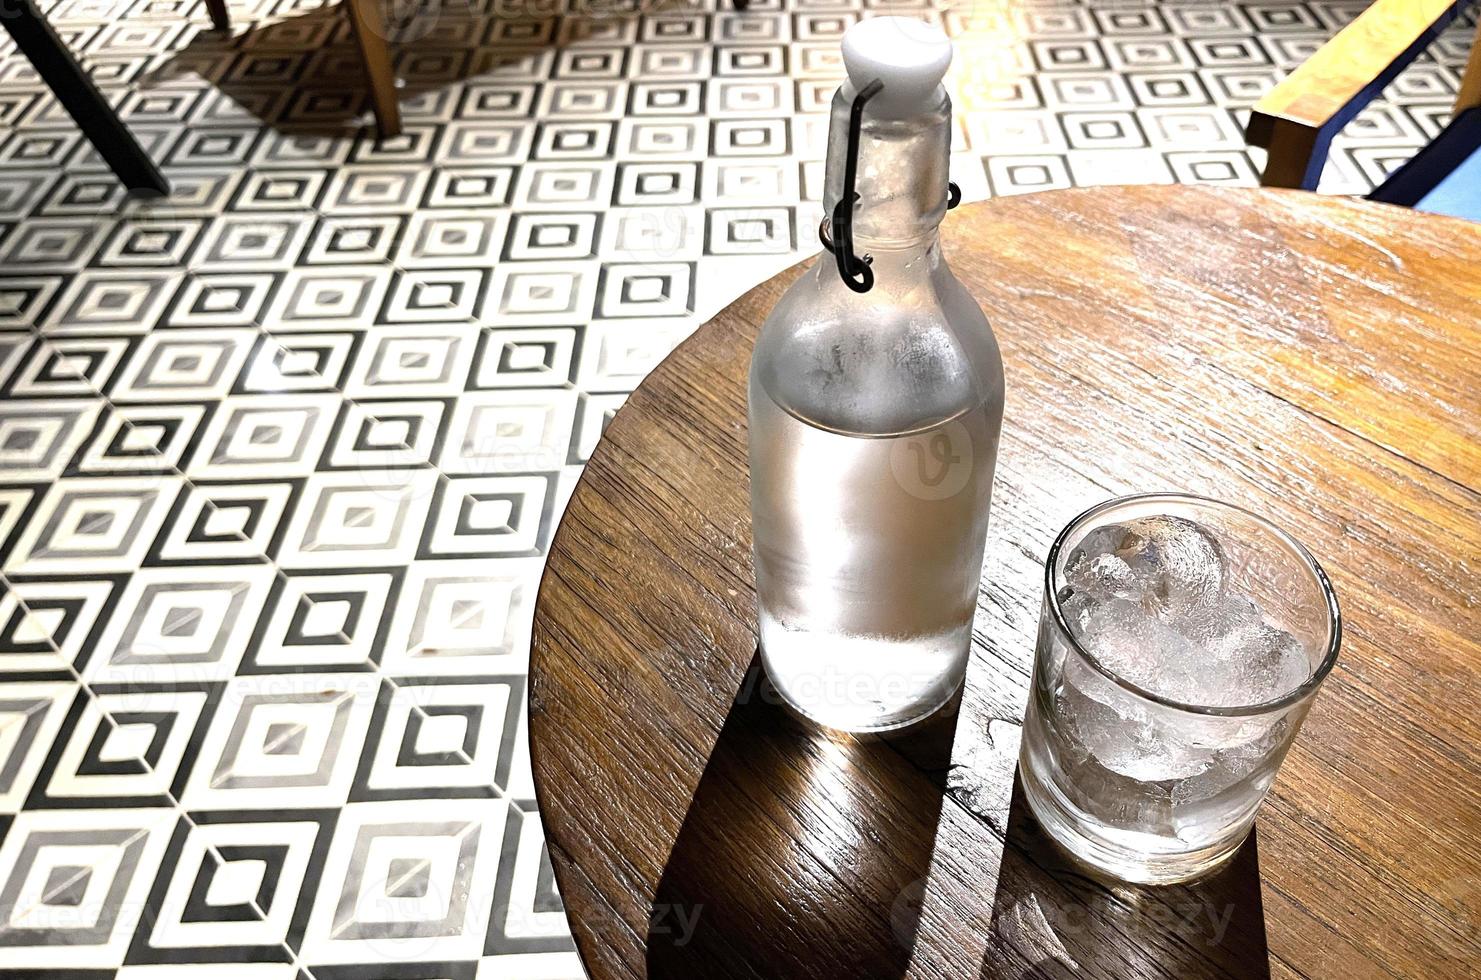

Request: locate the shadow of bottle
(647, 655), (961, 980)
(982, 772), (1271, 980)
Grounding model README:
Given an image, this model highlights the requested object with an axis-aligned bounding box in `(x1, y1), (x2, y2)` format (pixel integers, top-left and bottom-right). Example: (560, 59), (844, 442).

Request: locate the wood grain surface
(528, 185), (1481, 980)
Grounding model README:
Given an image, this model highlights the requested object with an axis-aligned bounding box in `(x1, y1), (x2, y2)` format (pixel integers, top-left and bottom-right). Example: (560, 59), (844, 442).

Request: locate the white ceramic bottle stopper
(840, 16), (953, 118)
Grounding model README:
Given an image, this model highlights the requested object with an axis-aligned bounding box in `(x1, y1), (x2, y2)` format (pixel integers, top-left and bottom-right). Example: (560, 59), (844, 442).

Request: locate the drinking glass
(1019, 493), (1340, 884)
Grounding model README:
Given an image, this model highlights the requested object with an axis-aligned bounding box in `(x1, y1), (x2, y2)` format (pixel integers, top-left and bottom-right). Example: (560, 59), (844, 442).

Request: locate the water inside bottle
(749, 380), (997, 731)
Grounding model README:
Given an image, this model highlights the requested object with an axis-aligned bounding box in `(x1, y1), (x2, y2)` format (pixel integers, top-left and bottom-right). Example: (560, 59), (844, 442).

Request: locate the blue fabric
(1415, 140), (1481, 222)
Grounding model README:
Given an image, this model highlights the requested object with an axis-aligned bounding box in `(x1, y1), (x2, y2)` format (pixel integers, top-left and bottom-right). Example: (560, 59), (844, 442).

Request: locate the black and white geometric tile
(0, 807), (178, 969)
(0, 0), (1475, 976)
(29, 683), (214, 807)
(249, 570), (398, 671)
(129, 808), (335, 965)
(181, 673), (379, 811)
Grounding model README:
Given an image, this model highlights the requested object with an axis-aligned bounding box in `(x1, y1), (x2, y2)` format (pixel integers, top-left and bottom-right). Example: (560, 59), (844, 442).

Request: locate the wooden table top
(528, 185), (1481, 980)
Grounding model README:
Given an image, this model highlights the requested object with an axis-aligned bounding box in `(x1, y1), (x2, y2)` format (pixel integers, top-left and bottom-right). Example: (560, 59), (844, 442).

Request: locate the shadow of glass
(647, 655), (960, 980)
(983, 772), (1270, 980)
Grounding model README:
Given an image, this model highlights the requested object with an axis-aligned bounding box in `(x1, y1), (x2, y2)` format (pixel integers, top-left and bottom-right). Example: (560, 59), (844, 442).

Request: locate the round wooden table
(529, 185), (1481, 980)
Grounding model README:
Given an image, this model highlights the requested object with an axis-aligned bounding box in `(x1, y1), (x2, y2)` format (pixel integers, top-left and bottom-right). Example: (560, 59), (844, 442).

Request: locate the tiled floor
(0, 0), (1474, 975)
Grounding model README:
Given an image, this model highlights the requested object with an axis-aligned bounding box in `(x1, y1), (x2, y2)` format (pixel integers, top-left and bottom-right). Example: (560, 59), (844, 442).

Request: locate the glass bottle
(748, 18), (1005, 732)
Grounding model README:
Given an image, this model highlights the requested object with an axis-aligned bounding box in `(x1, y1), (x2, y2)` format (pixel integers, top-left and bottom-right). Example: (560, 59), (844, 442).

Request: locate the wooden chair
(199, 0), (756, 139)
(1246, 0), (1481, 221)
(205, 0), (402, 138)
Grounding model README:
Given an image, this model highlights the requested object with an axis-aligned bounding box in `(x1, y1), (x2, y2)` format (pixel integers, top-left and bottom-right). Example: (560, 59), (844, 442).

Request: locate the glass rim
(1044, 492), (1342, 718)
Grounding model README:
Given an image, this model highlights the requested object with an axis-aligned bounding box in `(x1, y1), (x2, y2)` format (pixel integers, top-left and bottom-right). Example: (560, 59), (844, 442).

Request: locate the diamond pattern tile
(0, 0), (1473, 975)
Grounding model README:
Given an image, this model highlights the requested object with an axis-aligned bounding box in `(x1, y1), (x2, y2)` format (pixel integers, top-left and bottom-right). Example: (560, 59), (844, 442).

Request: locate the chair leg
(0, 0), (168, 194)
(343, 0), (401, 139)
(202, 0), (230, 31)
(1258, 117), (1326, 191)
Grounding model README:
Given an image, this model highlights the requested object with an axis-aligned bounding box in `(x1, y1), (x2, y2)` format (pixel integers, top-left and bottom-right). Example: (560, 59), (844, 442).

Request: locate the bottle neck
(815, 230), (944, 292)
(857, 228), (940, 256)
(822, 83), (952, 248)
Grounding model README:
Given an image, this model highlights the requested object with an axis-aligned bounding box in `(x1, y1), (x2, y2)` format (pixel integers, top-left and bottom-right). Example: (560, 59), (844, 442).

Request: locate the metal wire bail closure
(829, 78), (883, 293)
(818, 77), (963, 294)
